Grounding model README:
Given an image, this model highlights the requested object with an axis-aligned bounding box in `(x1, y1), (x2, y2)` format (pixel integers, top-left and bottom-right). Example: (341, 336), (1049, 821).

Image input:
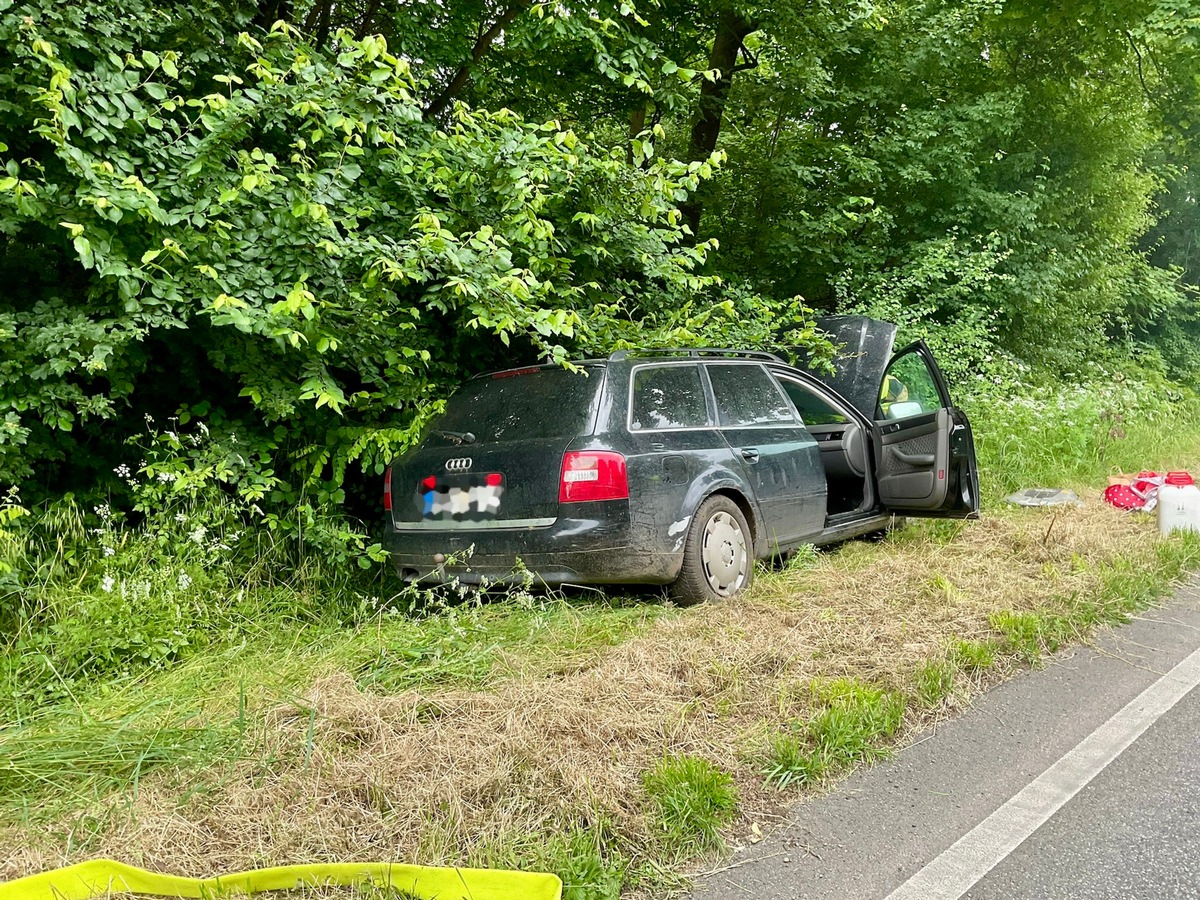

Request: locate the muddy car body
(384, 316), (980, 602)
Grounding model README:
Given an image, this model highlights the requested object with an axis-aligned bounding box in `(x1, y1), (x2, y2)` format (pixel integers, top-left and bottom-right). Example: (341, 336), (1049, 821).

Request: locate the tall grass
(965, 375), (1200, 501)
(0, 703), (242, 822)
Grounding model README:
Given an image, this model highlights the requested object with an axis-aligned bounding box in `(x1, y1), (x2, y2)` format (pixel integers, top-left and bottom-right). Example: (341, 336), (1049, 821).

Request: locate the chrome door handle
(741, 448), (760, 463)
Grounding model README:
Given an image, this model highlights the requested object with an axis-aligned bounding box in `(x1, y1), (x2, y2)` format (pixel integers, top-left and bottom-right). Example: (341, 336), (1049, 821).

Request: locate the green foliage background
(3, 2), (1200, 889)
(1, 0), (1199, 566)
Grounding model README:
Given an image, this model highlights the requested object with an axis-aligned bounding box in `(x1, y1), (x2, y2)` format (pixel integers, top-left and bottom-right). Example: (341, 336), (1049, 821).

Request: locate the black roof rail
(609, 347), (786, 363)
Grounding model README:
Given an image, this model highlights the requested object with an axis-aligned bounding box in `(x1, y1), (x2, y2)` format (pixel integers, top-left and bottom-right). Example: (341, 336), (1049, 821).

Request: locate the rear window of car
(630, 364), (710, 430)
(429, 367), (601, 444)
(707, 363), (798, 427)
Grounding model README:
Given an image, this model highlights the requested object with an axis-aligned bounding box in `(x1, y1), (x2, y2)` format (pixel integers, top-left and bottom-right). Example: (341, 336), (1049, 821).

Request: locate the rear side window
(708, 363), (798, 427)
(430, 368), (601, 444)
(630, 364), (709, 430)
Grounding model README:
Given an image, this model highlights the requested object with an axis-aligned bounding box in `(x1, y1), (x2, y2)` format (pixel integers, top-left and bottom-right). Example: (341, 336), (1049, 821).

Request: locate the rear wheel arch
(706, 487), (757, 547)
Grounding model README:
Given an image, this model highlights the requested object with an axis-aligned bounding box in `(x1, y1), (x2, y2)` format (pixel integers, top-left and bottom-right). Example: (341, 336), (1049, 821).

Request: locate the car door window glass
(880, 351), (943, 419)
(778, 380), (849, 426)
(630, 364), (709, 430)
(708, 364), (798, 427)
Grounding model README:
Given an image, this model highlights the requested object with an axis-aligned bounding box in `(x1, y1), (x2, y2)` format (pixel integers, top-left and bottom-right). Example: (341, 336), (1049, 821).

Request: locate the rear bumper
(387, 501), (678, 586)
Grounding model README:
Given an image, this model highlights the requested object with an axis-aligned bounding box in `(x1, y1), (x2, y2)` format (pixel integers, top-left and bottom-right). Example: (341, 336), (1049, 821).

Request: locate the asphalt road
(692, 579), (1200, 900)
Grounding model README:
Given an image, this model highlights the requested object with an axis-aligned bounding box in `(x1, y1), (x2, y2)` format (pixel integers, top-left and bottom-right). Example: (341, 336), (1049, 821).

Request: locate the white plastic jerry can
(1158, 483), (1200, 536)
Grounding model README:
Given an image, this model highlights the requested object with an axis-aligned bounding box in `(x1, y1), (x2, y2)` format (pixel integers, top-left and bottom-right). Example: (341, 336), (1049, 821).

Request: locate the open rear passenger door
(874, 342), (980, 519)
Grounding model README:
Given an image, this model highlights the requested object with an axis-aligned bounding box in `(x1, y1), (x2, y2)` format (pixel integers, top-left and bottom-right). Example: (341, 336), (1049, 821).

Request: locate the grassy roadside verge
(4, 505), (1199, 897)
(4, 380), (1200, 897)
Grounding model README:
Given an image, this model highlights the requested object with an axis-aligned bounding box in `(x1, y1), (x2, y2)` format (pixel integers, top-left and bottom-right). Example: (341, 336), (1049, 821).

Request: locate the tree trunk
(424, 2), (531, 119)
(252, 0), (293, 29)
(626, 101), (648, 165)
(355, 0), (384, 39)
(680, 9), (756, 237)
(314, 0), (334, 51)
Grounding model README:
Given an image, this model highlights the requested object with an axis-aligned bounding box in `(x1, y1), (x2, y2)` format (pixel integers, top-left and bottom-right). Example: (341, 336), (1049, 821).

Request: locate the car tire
(671, 495), (754, 605)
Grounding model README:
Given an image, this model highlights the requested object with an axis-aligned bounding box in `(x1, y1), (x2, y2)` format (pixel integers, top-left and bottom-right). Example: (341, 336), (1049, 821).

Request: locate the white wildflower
(157, 471), (176, 483)
(113, 464), (132, 479)
(189, 525), (207, 545)
(175, 512), (187, 523)
(177, 571), (192, 591)
(100, 575), (115, 593)
(198, 421), (209, 436)
(103, 546), (115, 558)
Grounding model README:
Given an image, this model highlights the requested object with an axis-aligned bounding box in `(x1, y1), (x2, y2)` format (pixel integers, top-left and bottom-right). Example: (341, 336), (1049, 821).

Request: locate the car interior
(775, 375), (875, 520)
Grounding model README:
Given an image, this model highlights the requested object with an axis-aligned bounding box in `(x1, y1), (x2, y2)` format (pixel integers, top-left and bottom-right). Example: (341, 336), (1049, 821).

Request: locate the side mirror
(885, 401), (925, 420)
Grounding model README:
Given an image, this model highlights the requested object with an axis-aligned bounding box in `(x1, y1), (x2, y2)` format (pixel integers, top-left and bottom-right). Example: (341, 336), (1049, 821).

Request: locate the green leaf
(73, 236), (95, 269)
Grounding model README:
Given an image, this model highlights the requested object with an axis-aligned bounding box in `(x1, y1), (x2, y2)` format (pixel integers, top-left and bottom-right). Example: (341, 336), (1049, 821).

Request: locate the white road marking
(884, 643), (1200, 900)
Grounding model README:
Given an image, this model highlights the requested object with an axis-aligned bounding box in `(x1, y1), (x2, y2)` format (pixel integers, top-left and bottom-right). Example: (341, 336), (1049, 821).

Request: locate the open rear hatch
(389, 366), (605, 529)
(802, 315), (898, 419)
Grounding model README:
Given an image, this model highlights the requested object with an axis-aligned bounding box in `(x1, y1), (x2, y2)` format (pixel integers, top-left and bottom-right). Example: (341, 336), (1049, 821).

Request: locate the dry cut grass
(0, 497), (1180, 891)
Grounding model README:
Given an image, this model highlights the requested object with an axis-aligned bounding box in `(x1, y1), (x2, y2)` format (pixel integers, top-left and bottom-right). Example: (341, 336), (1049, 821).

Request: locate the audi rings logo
(444, 457), (474, 472)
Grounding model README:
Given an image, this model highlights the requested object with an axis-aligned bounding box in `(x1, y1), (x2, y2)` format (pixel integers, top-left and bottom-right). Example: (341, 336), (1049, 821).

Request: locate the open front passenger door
(874, 342), (980, 519)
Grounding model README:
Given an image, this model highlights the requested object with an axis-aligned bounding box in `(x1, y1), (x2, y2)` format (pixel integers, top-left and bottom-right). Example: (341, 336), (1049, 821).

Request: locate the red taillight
(559, 451), (628, 503)
(383, 466), (393, 511)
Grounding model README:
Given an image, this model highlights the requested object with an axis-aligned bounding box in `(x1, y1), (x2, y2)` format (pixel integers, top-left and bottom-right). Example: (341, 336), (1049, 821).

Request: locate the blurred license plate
(417, 473), (505, 519)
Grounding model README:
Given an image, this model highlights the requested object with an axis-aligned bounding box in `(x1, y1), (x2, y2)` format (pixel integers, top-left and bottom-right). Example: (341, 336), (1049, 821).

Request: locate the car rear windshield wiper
(436, 430), (476, 445)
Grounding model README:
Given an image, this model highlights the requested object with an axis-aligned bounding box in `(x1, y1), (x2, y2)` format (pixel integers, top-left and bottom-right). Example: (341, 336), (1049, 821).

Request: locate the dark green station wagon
(384, 316), (979, 603)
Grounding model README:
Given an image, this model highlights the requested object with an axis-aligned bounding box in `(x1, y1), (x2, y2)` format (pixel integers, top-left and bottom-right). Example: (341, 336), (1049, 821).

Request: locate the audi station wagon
(383, 316), (979, 603)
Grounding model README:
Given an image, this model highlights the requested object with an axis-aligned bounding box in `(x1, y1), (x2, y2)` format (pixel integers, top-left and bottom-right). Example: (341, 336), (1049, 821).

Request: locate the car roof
(609, 348), (786, 364)
(472, 348), (787, 381)
(470, 318), (900, 420)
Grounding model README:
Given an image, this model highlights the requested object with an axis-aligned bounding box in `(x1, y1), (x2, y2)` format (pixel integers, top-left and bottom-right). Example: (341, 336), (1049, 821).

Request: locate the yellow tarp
(0, 859), (562, 900)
